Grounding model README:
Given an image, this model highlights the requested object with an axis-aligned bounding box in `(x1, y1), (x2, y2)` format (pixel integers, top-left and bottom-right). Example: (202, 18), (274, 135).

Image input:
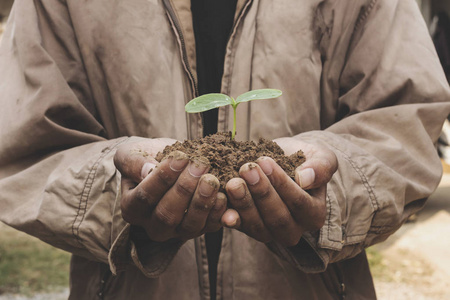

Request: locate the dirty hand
(221, 138), (338, 246)
(114, 139), (227, 242)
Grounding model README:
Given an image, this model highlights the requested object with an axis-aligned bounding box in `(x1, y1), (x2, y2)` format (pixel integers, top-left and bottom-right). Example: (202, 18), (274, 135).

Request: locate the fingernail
(189, 158), (209, 177)
(257, 157), (273, 176)
(141, 163), (156, 179)
(199, 176), (218, 197)
(230, 182), (246, 199)
(298, 168), (315, 189)
(241, 163), (260, 185)
(169, 151), (189, 172)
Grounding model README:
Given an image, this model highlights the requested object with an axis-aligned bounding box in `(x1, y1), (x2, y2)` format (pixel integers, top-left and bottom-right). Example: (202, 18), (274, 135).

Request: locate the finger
(114, 144), (160, 183)
(257, 157), (326, 231)
(129, 151), (190, 210)
(146, 157), (210, 241)
(240, 162), (302, 246)
(221, 209), (241, 229)
(120, 152), (189, 228)
(296, 153), (337, 190)
(296, 168), (315, 190)
(177, 174), (220, 239)
(204, 192), (227, 233)
(226, 178), (271, 243)
(120, 177), (149, 225)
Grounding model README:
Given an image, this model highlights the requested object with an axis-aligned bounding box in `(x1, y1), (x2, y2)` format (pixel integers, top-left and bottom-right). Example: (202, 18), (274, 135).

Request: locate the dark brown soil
(156, 132), (305, 191)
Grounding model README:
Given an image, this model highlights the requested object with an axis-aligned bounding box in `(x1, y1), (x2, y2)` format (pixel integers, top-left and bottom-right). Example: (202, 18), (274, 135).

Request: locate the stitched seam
(345, 233), (368, 238)
(325, 141), (379, 211)
(316, 134), (388, 244)
(325, 191), (342, 243)
(71, 155), (104, 245)
(354, 0), (377, 32)
(72, 138), (129, 246)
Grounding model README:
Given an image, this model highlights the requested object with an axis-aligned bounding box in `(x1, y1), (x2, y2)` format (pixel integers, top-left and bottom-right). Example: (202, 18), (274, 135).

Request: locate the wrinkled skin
(114, 137), (337, 246)
(114, 138), (227, 242)
(222, 138), (338, 246)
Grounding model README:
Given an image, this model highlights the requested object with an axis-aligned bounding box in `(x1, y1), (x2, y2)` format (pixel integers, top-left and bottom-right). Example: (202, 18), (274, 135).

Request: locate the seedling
(185, 89), (282, 140)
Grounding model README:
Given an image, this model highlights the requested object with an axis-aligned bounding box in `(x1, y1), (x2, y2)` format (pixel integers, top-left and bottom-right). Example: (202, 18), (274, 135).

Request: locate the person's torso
(65, 0), (345, 142)
(65, 1), (376, 299)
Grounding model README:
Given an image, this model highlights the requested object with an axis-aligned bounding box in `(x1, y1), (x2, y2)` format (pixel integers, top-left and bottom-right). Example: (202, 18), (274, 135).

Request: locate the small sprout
(185, 89), (282, 140)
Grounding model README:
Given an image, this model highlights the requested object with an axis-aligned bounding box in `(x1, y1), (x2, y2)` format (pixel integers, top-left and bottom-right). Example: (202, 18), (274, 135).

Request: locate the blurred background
(0, 0), (12, 36)
(1, 0), (450, 299)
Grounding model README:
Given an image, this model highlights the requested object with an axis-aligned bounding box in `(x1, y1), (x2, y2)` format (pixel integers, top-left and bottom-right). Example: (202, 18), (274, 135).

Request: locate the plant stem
(232, 104), (237, 140)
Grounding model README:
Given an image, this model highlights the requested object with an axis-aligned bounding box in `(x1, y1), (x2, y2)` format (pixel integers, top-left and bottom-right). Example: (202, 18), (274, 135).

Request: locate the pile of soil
(156, 132), (305, 191)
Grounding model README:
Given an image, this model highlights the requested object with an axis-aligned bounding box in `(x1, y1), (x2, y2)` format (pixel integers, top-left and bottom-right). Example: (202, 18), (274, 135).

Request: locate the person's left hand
(221, 138), (338, 246)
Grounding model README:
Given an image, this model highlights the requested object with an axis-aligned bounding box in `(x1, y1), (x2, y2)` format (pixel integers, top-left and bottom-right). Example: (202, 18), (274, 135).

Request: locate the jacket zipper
(163, 0), (253, 139)
(163, 0), (199, 97)
(162, 0), (200, 139)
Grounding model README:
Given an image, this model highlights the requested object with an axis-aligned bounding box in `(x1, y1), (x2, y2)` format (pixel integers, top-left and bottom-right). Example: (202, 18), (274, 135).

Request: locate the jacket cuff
(267, 131), (377, 272)
(108, 223), (184, 277)
(106, 136), (185, 277)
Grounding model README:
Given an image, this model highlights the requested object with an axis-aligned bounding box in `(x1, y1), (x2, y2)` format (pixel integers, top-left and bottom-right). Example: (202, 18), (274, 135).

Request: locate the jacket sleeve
(0, 0), (180, 276)
(0, 0), (117, 262)
(268, 0), (450, 272)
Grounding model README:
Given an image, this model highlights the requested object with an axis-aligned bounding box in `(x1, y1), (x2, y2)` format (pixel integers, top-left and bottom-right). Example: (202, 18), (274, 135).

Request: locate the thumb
(114, 145), (159, 183)
(295, 156), (337, 190)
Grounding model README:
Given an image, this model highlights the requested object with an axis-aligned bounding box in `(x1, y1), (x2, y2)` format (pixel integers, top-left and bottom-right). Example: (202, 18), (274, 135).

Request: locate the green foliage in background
(0, 224), (71, 295)
(366, 247), (387, 280)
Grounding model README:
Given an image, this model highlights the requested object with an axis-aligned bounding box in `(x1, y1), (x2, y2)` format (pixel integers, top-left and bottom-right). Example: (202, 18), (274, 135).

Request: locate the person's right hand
(114, 139), (227, 242)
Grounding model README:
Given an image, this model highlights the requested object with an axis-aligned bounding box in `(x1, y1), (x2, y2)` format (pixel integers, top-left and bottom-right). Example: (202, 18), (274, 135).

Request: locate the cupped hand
(221, 138), (338, 246)
(114, 139), (227, 242)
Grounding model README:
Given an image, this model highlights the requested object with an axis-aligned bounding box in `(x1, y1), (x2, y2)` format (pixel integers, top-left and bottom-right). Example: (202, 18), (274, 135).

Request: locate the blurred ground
(0, 222), (70, 299)
(0, 0), (12, 37)
(0, 19), (5, 39)
(0, 289), (69, 300)
(372, 163), (450, 300)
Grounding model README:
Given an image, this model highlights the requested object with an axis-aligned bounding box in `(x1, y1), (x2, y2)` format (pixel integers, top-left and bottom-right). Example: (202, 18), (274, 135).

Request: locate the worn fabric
(0, 0), (449, 299)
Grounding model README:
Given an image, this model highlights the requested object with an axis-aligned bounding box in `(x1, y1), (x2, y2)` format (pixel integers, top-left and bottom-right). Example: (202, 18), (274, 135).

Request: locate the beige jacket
(1, 0), (449, 299)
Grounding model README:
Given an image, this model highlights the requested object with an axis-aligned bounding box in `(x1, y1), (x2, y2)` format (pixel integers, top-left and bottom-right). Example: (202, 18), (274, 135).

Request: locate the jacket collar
(162, 0), (251, 96)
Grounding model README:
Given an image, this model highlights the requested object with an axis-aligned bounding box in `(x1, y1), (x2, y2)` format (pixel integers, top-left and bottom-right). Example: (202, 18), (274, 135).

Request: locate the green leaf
(235, 89), (282, 104)
(185, 93), (233, 113)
